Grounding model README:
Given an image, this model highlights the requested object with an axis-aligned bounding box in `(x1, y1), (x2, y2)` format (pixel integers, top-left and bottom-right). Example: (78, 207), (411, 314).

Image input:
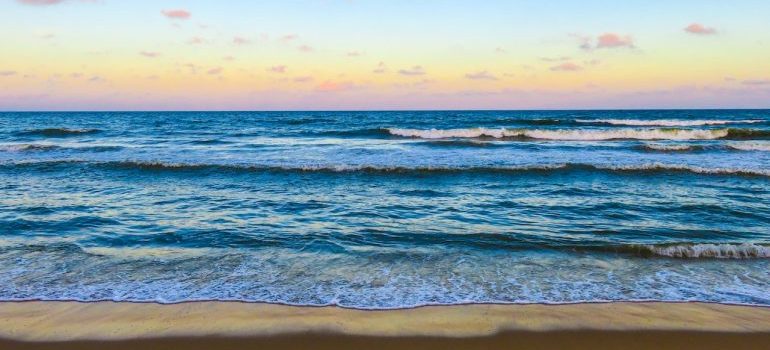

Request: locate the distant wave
(0, 144), (122, 153)
(633, 243), (770, 259)
(387, 127), (770, 141)
(639, 143), (701, 152)
(7, 160), (768, 177)
(576, 119), (765, 127)
(0, 144), (60, 152)
(15, 128), (100, 137)
(727, 141), (770, 152)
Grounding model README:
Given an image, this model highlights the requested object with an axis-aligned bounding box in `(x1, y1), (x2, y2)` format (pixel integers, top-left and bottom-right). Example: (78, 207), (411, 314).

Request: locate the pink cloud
(233, 37), (250, 45)
(540, 56), (570, 62)
(223, 56), (235, 61)
(162, 9), (191, 19)
(315, 80), (354, 92)
(596, 33), (634, 49)
(280, 34), (298, 42)
(398, 65), (426, 76)
(207, 67), (223, 75)
(550, 62), (583, 72)
(187, 37), (205, 45)
(139, 51), (160, 58)
(17, 0), (65, 5)
(268, 65), (287, 73)
(465, 71), (498, 80)
(298, 45), (314, 52)
(293, 76), (314, 83)
(0, 71), (17, 77)
(685, 23), (717, 35)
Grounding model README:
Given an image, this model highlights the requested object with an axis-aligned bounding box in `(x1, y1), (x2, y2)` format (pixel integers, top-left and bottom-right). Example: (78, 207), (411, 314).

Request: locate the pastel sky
(2, 0), (770, 110)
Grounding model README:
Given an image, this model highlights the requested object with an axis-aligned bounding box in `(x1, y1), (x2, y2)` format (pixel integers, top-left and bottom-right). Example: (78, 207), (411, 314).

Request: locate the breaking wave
(633, 243), (770, 259)
(575, 119), (765, 127)
(387, 127), (770, 141)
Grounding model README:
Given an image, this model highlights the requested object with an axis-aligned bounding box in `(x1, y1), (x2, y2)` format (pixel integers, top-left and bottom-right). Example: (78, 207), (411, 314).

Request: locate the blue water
(1, 110), (769, 308)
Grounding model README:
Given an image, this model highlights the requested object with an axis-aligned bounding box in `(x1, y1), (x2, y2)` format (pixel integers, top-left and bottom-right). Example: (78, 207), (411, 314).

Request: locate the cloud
(346, 51), (362, 57)
(596, 33), (635, 49)
(280, 34), (298, 42)
(685, 23), (717, 35)
(465, 71), (498, 80)
(17, 0), (65, 5)
(315, 80), (355, 92)
(495, 47), (507, 54)
(550, 62), (583, 72)
(223, 56), (235, 61)
(742, 79), (770, 86)
(187, 37), (205, 45)
(233, 37), (251, 45)
(0, 71), (17, 77)
(207, 67), (223, 75)
(398, 65), (426, 76)
(139, 51), (160, 58)
(293, 76), (314, 83)
(540, 56), (570, 62)
(373, 62), (387, 74)
(162, 9), (191, 20)
(268, 65), (287, 73)
(297, 45), (314, 52)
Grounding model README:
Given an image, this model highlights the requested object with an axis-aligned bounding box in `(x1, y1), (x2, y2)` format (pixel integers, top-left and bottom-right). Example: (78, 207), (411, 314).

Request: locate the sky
(1, 0), (770, 111)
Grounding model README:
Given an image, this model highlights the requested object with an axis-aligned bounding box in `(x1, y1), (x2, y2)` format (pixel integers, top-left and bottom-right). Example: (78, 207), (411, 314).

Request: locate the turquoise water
(0, 110), (769, 308)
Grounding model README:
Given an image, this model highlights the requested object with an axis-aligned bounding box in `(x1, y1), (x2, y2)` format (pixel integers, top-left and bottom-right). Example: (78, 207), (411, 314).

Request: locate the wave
(6, 160), (768, 177)
(0, 144), (60, 152)
(639, 143), (701, 152)
(631, 243), (770, 259)
(387, 127), (770, 141)
(727, 141), (770, 152)
(15, 128), (101, 137)
(576, 119), (765, 127)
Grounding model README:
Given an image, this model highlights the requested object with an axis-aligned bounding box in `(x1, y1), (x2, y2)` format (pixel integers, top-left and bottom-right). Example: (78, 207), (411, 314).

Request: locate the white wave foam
(728, 141), (770, 152)
(0, 144), (58, 152)
(646, 243), (770, 259)
(388, 128), (730, 141)
(576, 119), (764, 126)
(642, 143), (694, 151)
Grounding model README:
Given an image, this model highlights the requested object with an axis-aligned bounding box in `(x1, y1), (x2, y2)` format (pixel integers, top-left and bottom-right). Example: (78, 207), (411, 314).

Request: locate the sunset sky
(1, 0), (769, 110)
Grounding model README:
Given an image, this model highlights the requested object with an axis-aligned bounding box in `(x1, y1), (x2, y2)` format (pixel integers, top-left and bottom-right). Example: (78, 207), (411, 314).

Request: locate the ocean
(0, 110), (768, 308)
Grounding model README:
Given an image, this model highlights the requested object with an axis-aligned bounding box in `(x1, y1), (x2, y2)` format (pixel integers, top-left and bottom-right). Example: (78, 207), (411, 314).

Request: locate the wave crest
(638, 243), (770, 259)
(576, 119), (765, 127)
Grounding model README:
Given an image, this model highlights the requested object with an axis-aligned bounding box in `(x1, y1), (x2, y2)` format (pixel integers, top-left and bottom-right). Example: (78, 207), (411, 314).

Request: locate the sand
(1, 301), (769, 349)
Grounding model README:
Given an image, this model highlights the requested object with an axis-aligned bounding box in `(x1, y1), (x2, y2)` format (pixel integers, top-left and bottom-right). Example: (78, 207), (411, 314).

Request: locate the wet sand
(1, 301), (769, 349)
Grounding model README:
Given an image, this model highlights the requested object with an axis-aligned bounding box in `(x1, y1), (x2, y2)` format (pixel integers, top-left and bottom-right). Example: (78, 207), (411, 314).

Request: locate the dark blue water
(1, 110), (769, 308)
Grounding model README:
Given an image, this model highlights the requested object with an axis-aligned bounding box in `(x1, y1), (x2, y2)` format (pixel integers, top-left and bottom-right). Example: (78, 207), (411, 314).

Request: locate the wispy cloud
(207, 67), (223, 75)
(465, 71), (498, 80)
(346, 51), (362, 57)
(187, 37), (205, 45)
(398, 65), (426, 76)
(0, 71), (17, 77)
(139, 51), (160, 58)
(495, 47), (507, 54)
(550, 62), (583, 72)
(232, 37), (251, 45)
(280, 34), (298, 42)
(742, 79), (770, 86)
(17, 0), (65, 5)
(297, 45), (314, 53)
(162, 9), (191, 20)
(373, 62), (387, 74)
(540, 56), (570, 62)
(685, 23), (717, 35)
(293, 76), (314, 83)
(268, 65), (287, 73)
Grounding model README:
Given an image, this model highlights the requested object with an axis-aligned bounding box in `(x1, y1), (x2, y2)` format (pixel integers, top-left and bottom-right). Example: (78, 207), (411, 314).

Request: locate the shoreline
(1, 301), (770, 349)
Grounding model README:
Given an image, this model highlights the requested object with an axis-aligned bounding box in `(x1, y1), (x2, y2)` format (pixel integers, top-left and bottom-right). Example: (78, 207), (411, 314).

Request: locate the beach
(1, 301), (769, 349)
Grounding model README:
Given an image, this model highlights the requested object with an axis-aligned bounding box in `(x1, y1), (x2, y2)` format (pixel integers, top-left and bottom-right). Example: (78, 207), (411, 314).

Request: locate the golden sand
(1, 301), (769, 342)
